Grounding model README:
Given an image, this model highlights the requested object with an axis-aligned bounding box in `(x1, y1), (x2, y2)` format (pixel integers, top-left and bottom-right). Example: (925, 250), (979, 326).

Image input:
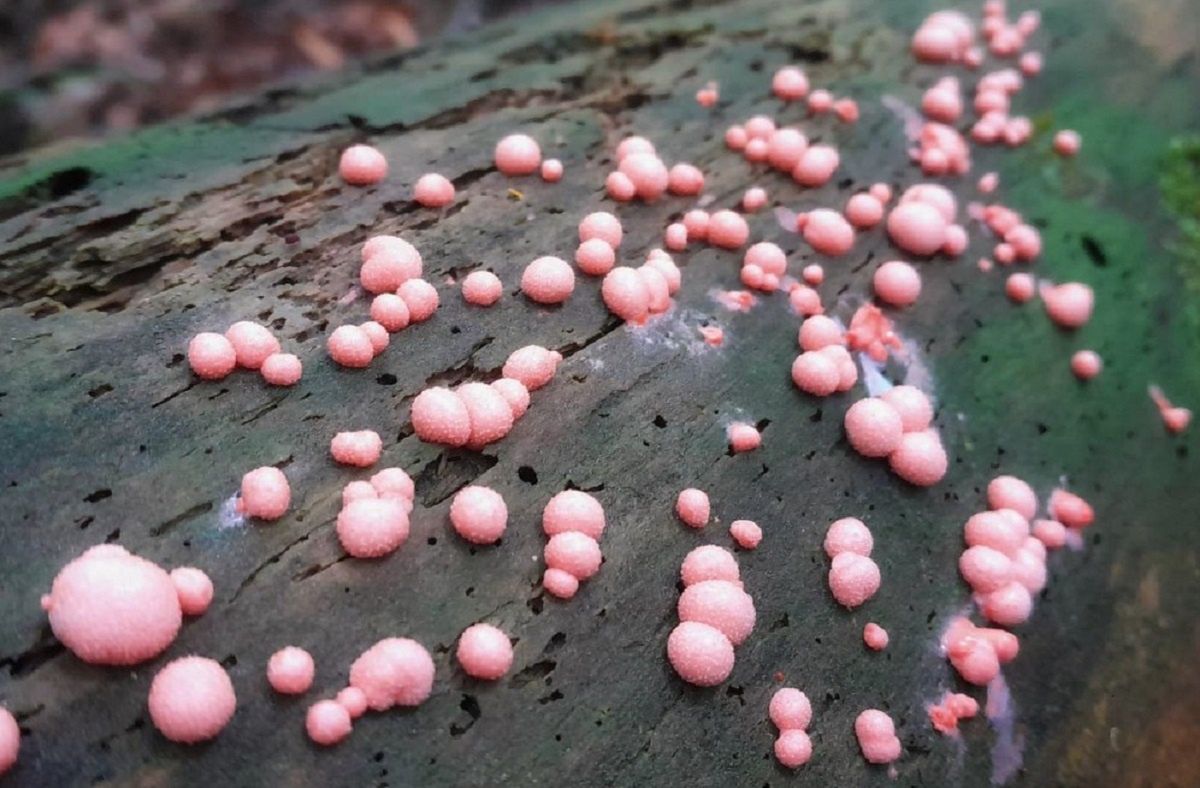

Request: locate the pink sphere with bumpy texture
(744, 138), (768, 162)
(855, 709), (902, 764)
(959, 545), (1013, 593)
(616, 136), (655, 160)
(457, 623), (513, 680)
(863, 623), (889, 650)
(964, 511), (1025, 556)
(881, 386), (933, 432)
(602, 267), (650, 323)
(495, 134), (541, 175)
(799, 315), (843, 351)
(1033, 519), (1067, 549)
(791, 351), (840, 396)
(606, 171), (636, 201)
(414, 173), (454, 207)
(371, 467), (414, 501)
(575, 239), (616, 276)
(148, 656), (236, 743)
(668, 163), (705, 196)
(888, 430), (948, 486)
(543, 568), (580, 599)
(725, 125), (748, 150)
(462, 271), (503, 306)
(359, 321), (388, 354)
(370, 293), (410, 332)
(681, 545), (740, 587)
(667, 621), (735, 687)
(741, 187), (768, 213)
(43, 546), (182, 665)
(240, 466), (290, 520)
(543, 490), (606, 539)
(457, 381), (514, 449)
(491, 378), (531, 420)
(887, 202), (948, 256)
(261, 353), (302, 386)
(792, 145), (840, 187)
(676, 488), (710, 528)
(339, 144), (387, 185)
(770, 687), (812, 730)
(775, 730), (812, 768)
(541, 159), (563, 182)
(987, 475), (1037, 520)
(745, 242), (786, 276)
(707, 210), (749, 249)
(521, 256), (575, 304)
(411, 387), (471, 447)
(845, 397), (904, 458)
(982, 581), (1034, 626)
(170, 567), (213, 616)
(331, 430), (383, 467)
(397, 278), (439, 322)
(729, 519), (761, 549)
(728, 423), (761, 453)
(188, 332), (237, 380)
(828, 552), (881, 607)
(226, 321), (280, 370)
(772, 66), (810, 100)
(336, 687), (368, 719)
(874, 261), (922, 307)
(807, 89), (833, 113)
(268, 646), (315, 695)
(327, 325), (374, 368)
(1053, 130), (1081, 157)
(579, 211), (623, 248)
(0, 707), (17, 776)
(544, 532), (603, 579)
(361, 237), (422, 291)
(306, 700), (352, 746)
(619, 153), (670, 201)
(824, 517), (873, 558)
(503, 345), (561, 390)
(677, 579), (756, 646)
(802, 209), (855, 256)
(450, 486), (508, 544)
(846, 193), (884, 229)
(349, 638), (435, 710)
(767, 128), (808, 171)
(337, 498), (410, 558)
(1071, 350), (1102, 380)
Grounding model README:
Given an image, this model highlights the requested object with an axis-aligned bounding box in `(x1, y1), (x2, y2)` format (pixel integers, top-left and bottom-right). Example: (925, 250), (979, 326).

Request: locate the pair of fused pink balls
(855, 709), (902, 764)
(943, 616), (1018, 685)
(347, 637), (436, 714)
(410, 373), (535, 450)
(824, 517), (881, 608)
(770, 687), (813, 768)
(542, 490), (607, 600)
(330, 429), (383, 467)
(337, 468), (416, 558)
(600, 256), (679, 324)
(189, 321), (301, 386)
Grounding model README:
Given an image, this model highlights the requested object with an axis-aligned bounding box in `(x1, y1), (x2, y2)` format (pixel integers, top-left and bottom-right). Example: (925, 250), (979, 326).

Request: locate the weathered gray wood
(1, 0), (1199, 785)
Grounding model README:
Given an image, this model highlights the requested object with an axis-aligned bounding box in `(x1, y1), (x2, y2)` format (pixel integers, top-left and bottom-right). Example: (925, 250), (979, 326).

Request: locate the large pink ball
(349, 638), (435, 710)
(521, 256), (576, 304)
(337, 498), (410, 559)
(844, 397), (904, 458)
(494, 134), (542, 175)
(677, 580), (756, 646)
(542, 490), (606, 539)
(43, 546), (182, 666)
(680, 545), (741, 587)
(267, 646), (316, 695)
(823, 517), (873, 558)
(544, 532), (603, 579)
(457, 382), (515, 449)
(411, 387), (471, 447)
(887, 202), (948, 256)
(502, 345), (561, 391)
(148, 656), (236, 743)
(450, 486), (508, 544)
(888, 429), (948, 486)
(456, 623), (514, 681)
(667, 621), (735, 687)
(239, 466), (291, 520)
(828, 552), (881, 608)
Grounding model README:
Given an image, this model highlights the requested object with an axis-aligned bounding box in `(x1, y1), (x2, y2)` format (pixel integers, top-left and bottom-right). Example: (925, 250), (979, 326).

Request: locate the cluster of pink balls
(768, 65), (859, 121)
(854, 709), (902, 764)
(980, 202), (1042, 264)
(605, 136), (674, 202)
(725, 113), (847, 190)
(336, 467), (415, 559)
(969, 69), (1032, 147)
(914, 122), (971, 176)
(410, 345), (558, 449)
(330, 429), (383, 467)
(769, 687), (813, 768)
(927, 691), (980, 735)
(188, 320), (301, 386)
(886, 183), (967, 258)
(791, 315), (857, 397)
(846, 303), (904, 362)
(601, 250), (681, 324)
(911, 10), (979, 65)
(823, 518), (881, 608)
(238, 465), (291, 520)
(672, 208), (750, 251)
(844, 386), (948, 487)
(667, 545), (755, 686)
(740, 241), (788, 293)
(540, 490), (607, 600)
(980, 0), (1041, 59)
(941, 615), (1019, 687)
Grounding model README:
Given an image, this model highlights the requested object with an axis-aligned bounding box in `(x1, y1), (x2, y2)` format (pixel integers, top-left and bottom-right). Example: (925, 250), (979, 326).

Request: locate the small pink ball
(676, 488), (711, 528)
(502, 345), (561, 390)
(543, 567), (580, 599)
(667, 621), (735, 687)
(959, 545), (1013, 593)
(767, 128), (808, 171)
(397, 278), (440, 322)
(170, 567), (214, 616)
(1005, 272), (1035, 303)
(828, 552), (881, 608)
(727, 423), (761, 454)
(844, 397), (904, 458)
(802, 209), (855, 256)
(1053, 129), (1081, 157)
(268, 646), (315, 695)
(741, 187), (768, 213)
(306, 700), (352, 746)
(148, 656), (236, 743)
(880, 385), (933, 432)
(457, 381), (514, 449)
(791, 351), (839, 396)
(327, 325), (374, 368)
(495, 134), (542, 175)
(543, 490), (606, 539)
(521, 256), (576, 304)
(544, 532), (603, 579)
(336, 687), (368, 719)
(226, 321), (280, 370)
(331, 430), (383, 468)
(887, 202), (948, 256)
(665, 222), (689, 250)
(1041, 282), (1094, 329)
(845, 193), (884, 229)
(789, 285), (823, 316)
(541, 158), (564, 182)
(188, 332), (237, 380)
(456, 623), (513, 681)
(745, 138), (769, 162)
(462, 270), (503, 306)
(680, 545), (740, 587)
(579, 211), (623, 248)
(1048, 488), (1095, 529)
(606, 171), (637, 201)
(834, 98), (860, 123)
(668, 163), (705, 196)
(696, 86), (718, 107)
(729, 519), (762, 549)
(772, 66), (810, 100)
(337, 498), (410, 559)
(824, 517), (873, 558)
(0, 707), (17, 776)
(707, 210), (749, 249)
(802, 263), (824, 285)
(982, 581), (1034, 626)
(450, 486), (508, 544)
(942, 224), (968, 257)
(413, 173), (455, 207)
(774, 729), (813, 768)
(873, 261), (922, 307)
(370, 293), (411, 332)
(725, 125), (749, 150)
(863, 622), (889, 651)
(575, 238), (616, 277)
(339, 144), (387, 185)
(987, 475), (1037, 520)
(745, 242), (786, 276)
(619, 152), (670, 201)
(792, 145), (839, 187)
(888, 429), (948, 486)
(360, 321), (389, 355)
(922, 86), (962, 123)
(744, 115), (776, 140)
(602, 266), (650, 324)
(807, 89), (833, 113)
(1071, 350), (1103, 380)
(371, 467), (415, 501)
(491, 377), (531, 420)
(677, 579), (756, 646)
(1032, 519), (1068, 549)
(683, 209), (710, 241)
(261, 353), (302, 386)
(769, 687), (812, 731)
(240, 466), (290, 520)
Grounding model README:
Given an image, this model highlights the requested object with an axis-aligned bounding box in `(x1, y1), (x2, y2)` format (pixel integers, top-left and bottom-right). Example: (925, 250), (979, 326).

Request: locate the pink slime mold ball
(1005, 273), (1036, 303)
(337, 498), (410, 559)
(964, 510), (1025, 556)
(789, 285), (823, 316)
(888, 430), (948, 486)
(729, 519), (762, 549)
(261, 353), (302, 386)
(336, 687), (368, 719)
(462, 271), (503, 306)
(43, 545), (182, 665)
(845, 397), (904, 458)
(802, 209), (855, 257)
(544, 532), (603, 579)
(828, 552), (881, 608)
(959, 545), (1013, 593)
(744, 115), (776, 140)
(873, 261), (922, 307)
(772, 66), (810, 100)
(543, 490), (606, 539)
(806, 89), (833, 113)
(770, 687), (812, 731)
(1041, 282), (1094, 329)
(791, 351), (840, 396)
(880, 385), (933, 432)
(148, 656), (236, 743)
(681, 545), (740, 587)
(1053, 130), (1081, 157)
(576, 238), (616, 277)
(982, 581), (1034, 627)
(728, 423), (762, 453)
(1032, 519), (1068, 549)
(226, 321), (280, 370)
(331, 430), (383, 468)
(855, 709), (902, 764)
(327, 325), (375, 368)
(503, 345), (562, 390)
(413, 173), (455, 207)
(170, 567), (214, 616)
(668, 163), (705, 196)
(521, 256), (575, 304)
(361, 238), (422, 293)
(349, 638), (435, 710)
(767, 128), (808, 171)
(541, 158), (564, 182)
(707, 210), (750, 249)
(863, 622), (889, 651)
(725, 125), (748, 150)
(616, 136), (655, 160)
(774, 730), (813, 768)
(683, 209), (710, 241)
(745, 242), (786, 276)
(0, 707), (16, 776)
(339, 144), (387, 185)
(359, 320), (389, 355)
(1071, 350), (1102, 380)
(606, 171), (637, 201)
(398, 278), (440, 322)
(846, 193), (885, 229)
(676, 488), (711, 528)
(677, 579), (756, 646)
(371, 467), (415, 501)
(638, 265), (671, 312)
(494, 134), (541, 175)
(619, 153), (670, 201)
(824, 517), (873, 558)
(239, 466), (290, 521)
(792, 145), (839, 187)
(602, 267), (651, 323)
(1048, 489), (1094, 529)
(798, 314), (844, 351)
(887, 202), (948, 257)
(742, 187), (768, 213)
(188, 332), (237, 380)
(491, 377), (531, 420)
(667, 621), (735, 687)
(411, 387), (472, 447)
(457, 381), (514, 449)
(665, 222), (689, 250)
(268, 646), (315, 695)
(450, 485), (508, 544)
(306, 700), (352, 746)
(987, 475), (1037, 520)
(457, 623), (514, 681)
(543, 568), (580, 599)
(579, 211), (623, 248)
(370, 293), (410, 332)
